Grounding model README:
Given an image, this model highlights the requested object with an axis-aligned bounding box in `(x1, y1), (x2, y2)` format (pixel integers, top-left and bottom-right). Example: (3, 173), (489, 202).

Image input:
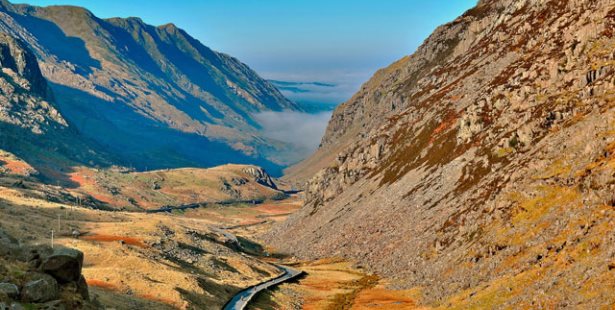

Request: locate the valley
(0, 159), (410, 309)
(0, 161), (299, 309)
(0, 0), (614, 308)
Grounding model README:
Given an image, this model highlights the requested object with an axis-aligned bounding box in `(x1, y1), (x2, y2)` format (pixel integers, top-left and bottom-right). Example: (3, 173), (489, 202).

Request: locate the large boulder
(21, 273), (59, 303)
(0, 229), (90, 306)
(17, 245), (53, 270)
(40, 248), (84, 283)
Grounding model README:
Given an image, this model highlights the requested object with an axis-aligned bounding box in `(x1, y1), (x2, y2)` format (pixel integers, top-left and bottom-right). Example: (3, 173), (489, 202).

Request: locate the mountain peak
(124, 16), (144, 23)
(158, 22), (178, 30)
(41, 4), (93, 17)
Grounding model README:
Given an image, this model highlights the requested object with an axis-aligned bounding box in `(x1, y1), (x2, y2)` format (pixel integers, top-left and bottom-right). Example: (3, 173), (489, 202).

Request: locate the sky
(23, 0), (477, 104)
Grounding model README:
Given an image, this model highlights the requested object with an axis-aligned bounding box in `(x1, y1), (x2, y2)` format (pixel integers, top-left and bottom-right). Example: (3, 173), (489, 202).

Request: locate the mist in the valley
(254, 111), (332, 157)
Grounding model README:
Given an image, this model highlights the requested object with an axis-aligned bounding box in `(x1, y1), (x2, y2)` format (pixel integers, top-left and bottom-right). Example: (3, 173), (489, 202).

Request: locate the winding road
(223, 265), (303, 310)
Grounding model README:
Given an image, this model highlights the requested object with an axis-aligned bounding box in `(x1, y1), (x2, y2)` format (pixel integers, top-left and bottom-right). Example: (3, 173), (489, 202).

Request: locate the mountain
(0, 0), (300, 175)
(268, 0), (615, 307)
(0, 31), (61, 132)
(0, 31), (113, 179)
(0, 31), (291, 309)
(0, 32), (99, 307)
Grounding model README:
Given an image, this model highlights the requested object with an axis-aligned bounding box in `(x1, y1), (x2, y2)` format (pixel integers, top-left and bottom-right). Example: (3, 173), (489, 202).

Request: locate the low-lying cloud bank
(264, 70), (368, 107)
(253, 111), (332, 159)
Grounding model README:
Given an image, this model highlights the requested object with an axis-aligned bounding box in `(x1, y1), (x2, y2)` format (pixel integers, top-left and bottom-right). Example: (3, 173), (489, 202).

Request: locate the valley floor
(248, 258), (422, 310)
(0, 174), (296, 309)
(0, 169), (425, 309)
(212, 196), (427, 310)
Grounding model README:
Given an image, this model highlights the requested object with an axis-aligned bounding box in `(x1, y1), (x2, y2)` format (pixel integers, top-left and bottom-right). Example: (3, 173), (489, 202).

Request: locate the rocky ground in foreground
(268, 0), (615, 308)
(0, 230), (93, 309)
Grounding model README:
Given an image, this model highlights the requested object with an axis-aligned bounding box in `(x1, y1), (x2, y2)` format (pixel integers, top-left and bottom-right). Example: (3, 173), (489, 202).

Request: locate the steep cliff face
(269, 0), (615, 307)
(0, 0), (299, 173)
(0, 32), (64, 133)
(0, 32), (109, 172)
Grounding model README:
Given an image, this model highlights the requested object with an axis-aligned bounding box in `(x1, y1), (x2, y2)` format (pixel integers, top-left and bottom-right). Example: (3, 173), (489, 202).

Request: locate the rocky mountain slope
(0, 31), (63, 133)
(0, 8), (305, 308)
(0, 30), (112, 179)
(0, 0), (300, 174)
(268, 0), (615, 308)
(0, 40), (291, 305)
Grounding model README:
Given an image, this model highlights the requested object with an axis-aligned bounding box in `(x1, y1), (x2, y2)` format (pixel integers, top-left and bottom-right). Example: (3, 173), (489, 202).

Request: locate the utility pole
(51, 230), (54, 248)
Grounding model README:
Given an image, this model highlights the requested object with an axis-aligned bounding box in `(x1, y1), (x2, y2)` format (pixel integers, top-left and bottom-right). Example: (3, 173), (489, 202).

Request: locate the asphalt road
(223, 265), (302, 310)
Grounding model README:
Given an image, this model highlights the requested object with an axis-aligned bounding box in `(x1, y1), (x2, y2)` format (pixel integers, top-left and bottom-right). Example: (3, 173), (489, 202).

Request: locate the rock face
(0, 31), (110, 173)
(268, 0), (615, 307)
(242, 166), (278, 190)
(0, 0), (300, 173)
(0, 32), (46, 96)
(0, 32), (66, 134)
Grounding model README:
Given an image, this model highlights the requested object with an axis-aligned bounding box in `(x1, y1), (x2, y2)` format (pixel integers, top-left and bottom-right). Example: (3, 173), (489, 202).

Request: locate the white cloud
(253, 111), (332, 157)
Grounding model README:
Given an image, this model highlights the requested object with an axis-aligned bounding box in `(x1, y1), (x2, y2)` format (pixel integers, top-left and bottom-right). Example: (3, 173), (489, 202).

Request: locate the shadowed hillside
(0, 0), (302, 174)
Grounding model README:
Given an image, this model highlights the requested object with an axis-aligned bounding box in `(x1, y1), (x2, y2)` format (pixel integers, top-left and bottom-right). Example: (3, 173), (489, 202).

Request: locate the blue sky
(22, 0), (477, 103)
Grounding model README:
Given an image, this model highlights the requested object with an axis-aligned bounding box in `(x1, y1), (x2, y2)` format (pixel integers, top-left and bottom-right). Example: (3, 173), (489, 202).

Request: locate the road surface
(223, 265), (302, 310)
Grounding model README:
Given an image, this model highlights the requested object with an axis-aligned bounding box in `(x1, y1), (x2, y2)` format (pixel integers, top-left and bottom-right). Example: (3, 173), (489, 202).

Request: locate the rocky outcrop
(0, 32), (66, 134)
(0, 31), (111, 174)
(0, 229), (92, 308)
(0, 283), (18, 298)
(268, 0), (615, 308)
(0, 32), (46, 96)
(242, 166), (278, 190)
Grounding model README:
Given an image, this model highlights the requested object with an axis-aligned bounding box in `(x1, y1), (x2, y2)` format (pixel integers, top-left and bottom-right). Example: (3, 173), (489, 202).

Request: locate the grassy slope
(67, 164), (284, 211)
(0, 172), (298, 309)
